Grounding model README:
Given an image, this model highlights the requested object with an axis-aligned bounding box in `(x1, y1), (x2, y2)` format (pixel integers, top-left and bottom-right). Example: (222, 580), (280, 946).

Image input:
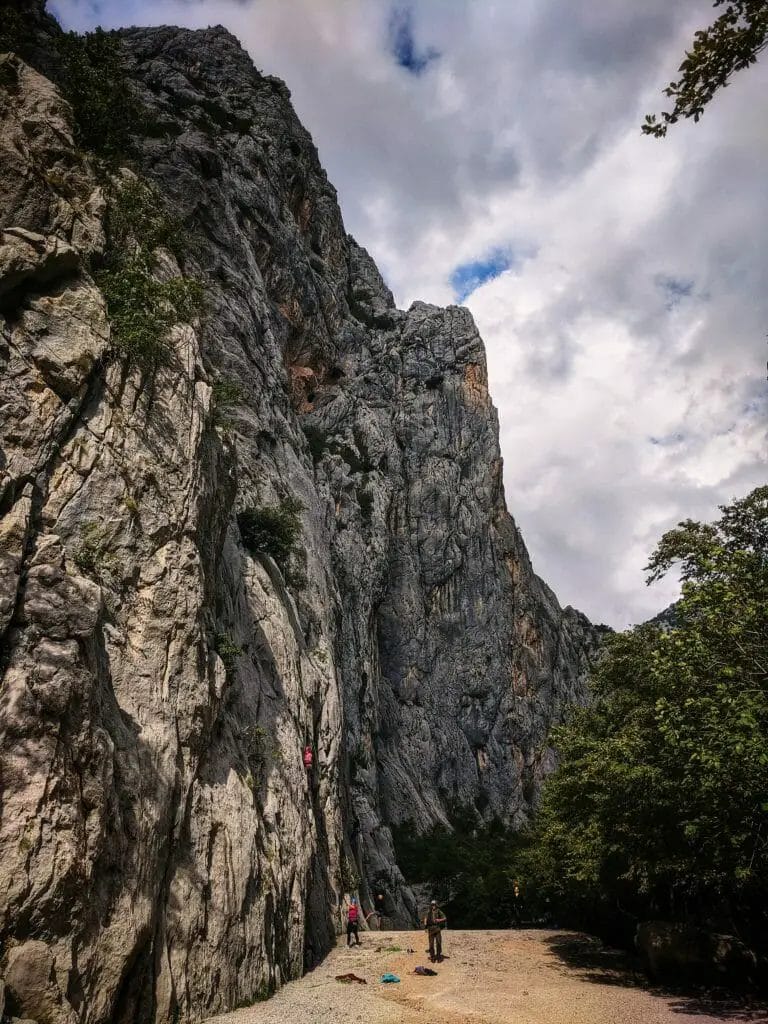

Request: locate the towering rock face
(0, 13), (600, 1024)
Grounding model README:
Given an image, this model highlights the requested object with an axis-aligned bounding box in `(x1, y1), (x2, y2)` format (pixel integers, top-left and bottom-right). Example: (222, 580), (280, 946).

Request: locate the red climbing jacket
(347, 903), (359, 923)
(303, 745), (313, 769)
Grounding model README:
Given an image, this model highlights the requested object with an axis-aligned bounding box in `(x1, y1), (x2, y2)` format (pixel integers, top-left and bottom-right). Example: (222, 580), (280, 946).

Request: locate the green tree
(237, 499), (303, 566)
(0, 14), (145, 159)
(643, 0), (768, 136)
(535, 487), (768, 940)
(55, 28), (145, 157)
(392, 815), (537, 927)
(98, 179), (203, 368)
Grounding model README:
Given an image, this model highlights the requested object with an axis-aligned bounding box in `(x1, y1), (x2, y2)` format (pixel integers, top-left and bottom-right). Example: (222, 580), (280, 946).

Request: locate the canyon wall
(0, 10), (599, 1022)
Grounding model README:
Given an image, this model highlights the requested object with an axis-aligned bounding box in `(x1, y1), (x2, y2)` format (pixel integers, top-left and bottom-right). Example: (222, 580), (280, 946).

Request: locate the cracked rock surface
(0, 15), (603, 1024)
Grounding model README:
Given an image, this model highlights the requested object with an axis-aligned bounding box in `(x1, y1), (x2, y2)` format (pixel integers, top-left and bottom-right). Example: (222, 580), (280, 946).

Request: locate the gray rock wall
(0, 16), (601, 1024)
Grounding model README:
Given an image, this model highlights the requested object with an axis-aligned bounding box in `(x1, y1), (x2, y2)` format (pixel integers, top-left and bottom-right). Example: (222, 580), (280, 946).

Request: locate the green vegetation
(341, 855), (360, 892)
(98, 179), (203, 368)
(244, 723), (283, 777)
(98, 259), (203, 367)
(0, 8), (27, 58)
(393, 813), (535, 927)
(395, 488), (768, 953)
(533, 486), (768, 944)
(644, 0), (768, 136)
(72, 521), (114, 578)
(2, 18), (202, 370)
(212, 379), (243, 405)
(54, 28), (146, 157)
(212, 377), (243, 428)
(237, 499), (303, 566)
(103, 178), (186, 256)
(0, 17), (145, 159)
(214, 632), (242, 679)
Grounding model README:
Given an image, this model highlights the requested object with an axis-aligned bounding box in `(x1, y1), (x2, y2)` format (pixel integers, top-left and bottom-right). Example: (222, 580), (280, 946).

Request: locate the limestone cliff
(0, 10), (601, 1023)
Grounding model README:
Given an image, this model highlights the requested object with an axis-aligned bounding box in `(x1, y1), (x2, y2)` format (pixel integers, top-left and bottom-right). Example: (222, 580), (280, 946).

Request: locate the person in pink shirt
(346, 897), (362, 947)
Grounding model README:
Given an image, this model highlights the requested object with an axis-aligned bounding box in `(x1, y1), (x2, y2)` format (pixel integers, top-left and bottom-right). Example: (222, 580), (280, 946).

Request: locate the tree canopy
(643, 0), (768, 136)
(534, 486), (768, 942)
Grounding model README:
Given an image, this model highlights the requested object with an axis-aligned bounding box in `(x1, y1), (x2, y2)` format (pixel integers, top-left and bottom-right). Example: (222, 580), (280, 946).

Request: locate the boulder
(3, 941), (73, 1024)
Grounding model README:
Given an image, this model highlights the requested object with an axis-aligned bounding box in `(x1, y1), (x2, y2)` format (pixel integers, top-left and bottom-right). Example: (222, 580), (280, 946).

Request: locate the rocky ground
(204, 929), (768, 1024)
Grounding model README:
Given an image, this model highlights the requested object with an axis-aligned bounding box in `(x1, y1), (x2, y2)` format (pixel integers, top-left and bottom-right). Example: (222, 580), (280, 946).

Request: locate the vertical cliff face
(0, 13), (600, 1024)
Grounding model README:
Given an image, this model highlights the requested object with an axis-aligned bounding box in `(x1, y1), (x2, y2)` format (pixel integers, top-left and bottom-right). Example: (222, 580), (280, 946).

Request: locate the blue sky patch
(656, 274), (695, 310)
(450, 249), (520, 302)
(388, 6), (440, 75)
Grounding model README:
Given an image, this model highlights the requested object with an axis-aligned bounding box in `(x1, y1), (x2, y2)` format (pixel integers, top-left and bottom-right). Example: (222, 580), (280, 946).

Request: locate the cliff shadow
(544, 933), (768, 1021)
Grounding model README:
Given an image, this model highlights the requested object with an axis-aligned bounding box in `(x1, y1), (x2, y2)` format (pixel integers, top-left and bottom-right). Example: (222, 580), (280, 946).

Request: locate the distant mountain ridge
(649, 603), (680, 630)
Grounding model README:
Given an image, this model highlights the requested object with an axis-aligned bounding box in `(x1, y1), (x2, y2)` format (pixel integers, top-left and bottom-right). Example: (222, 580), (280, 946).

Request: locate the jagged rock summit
(0, 6), (600, 1022)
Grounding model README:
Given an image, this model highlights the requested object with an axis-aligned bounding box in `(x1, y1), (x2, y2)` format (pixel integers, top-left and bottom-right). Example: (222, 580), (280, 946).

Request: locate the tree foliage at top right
(644, 0), (768, 136)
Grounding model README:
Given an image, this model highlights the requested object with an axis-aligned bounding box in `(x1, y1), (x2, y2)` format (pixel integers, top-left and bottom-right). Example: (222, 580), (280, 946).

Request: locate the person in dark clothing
(423, 899), (446, 961)
(373, 891), (387, 927)
(511, 879), (524, 926)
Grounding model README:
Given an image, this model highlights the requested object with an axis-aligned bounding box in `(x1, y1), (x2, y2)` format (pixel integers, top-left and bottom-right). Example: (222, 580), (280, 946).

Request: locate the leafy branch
(643, 0), (768, 136)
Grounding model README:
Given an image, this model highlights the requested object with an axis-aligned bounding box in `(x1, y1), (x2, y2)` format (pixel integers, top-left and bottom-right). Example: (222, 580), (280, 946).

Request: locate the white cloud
(52, 0), (768, 626)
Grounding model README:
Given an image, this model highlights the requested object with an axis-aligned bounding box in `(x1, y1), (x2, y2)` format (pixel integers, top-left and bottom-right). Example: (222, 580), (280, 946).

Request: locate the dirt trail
(205, 929), (767, 1024)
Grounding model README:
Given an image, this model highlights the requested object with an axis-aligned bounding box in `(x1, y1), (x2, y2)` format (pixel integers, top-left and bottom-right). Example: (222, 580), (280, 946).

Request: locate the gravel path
(204, 929), (768, 1024)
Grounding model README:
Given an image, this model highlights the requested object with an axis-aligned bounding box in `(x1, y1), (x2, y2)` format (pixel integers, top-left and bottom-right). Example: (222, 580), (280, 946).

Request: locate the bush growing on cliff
(0, 16), (145, 159)
(212, 377), (243, 427)
(72, 521), (115, 579)
(244, 723), (283, 778)
(54, 28), (145, 158)
(0, 8), (27, 58)
(104, 178), (187, 256)
(98, 257), (202, 366)
(214, 632), (242, 679)
(533, 486), (768, 945)
(98, 179), (203, 368)
(212, 378), (243, 407)
(211, 376), (241, 411)
(238, 499), (303, 565)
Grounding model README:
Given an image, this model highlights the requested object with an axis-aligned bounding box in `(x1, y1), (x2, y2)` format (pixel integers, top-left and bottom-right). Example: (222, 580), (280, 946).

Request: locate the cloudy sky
(52, 0), (767, 627)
